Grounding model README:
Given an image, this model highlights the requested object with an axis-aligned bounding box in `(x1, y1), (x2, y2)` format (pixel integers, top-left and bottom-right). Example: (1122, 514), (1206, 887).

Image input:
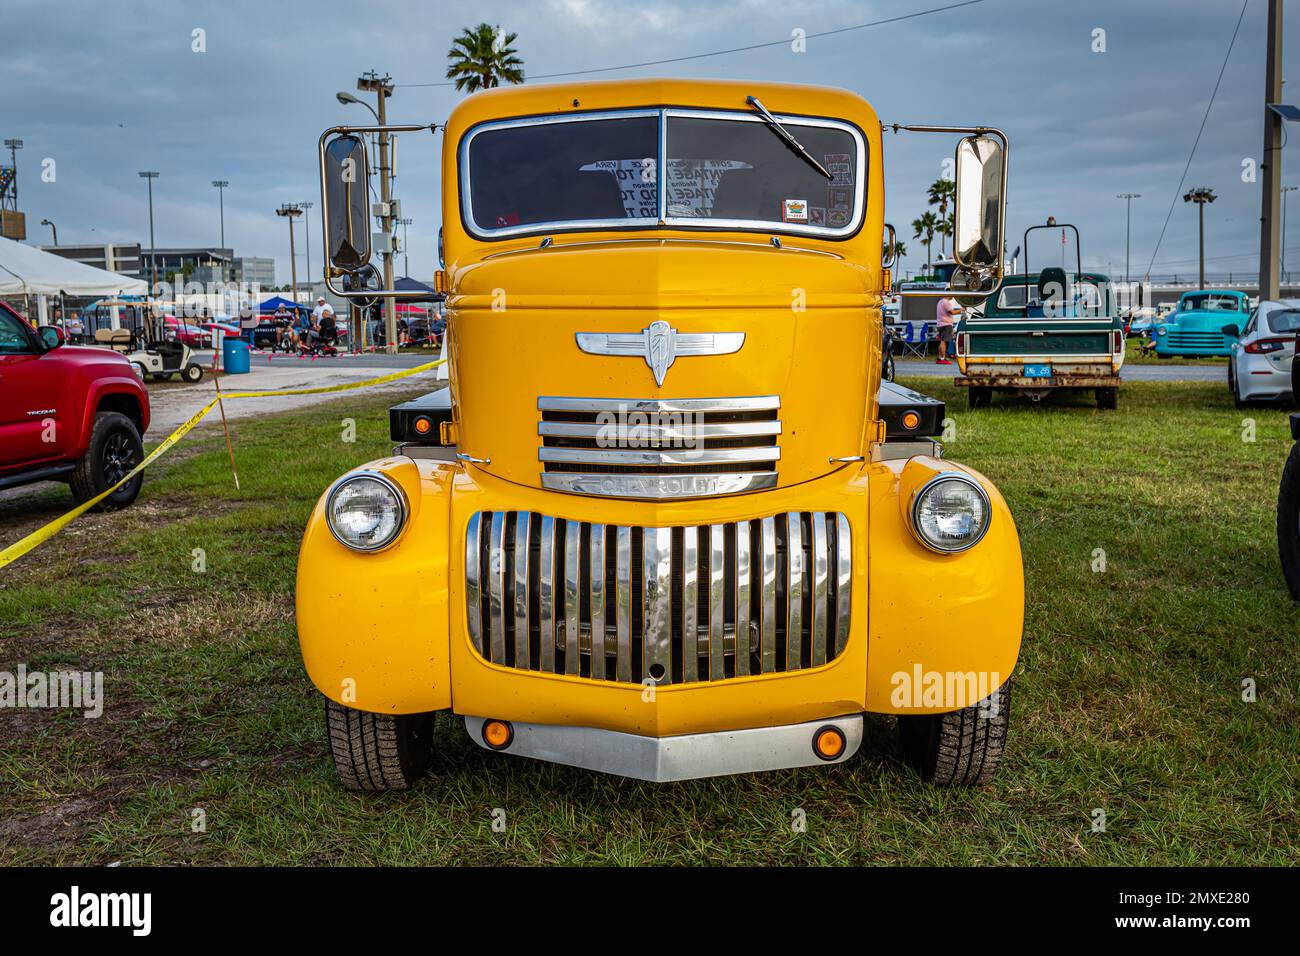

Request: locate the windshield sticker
(581, 158), (754, 219)
(783, 199), (809, 222)
(809, 207), (826, 225)
(579, 159), (659, 219)
(824, 153), (853, 186)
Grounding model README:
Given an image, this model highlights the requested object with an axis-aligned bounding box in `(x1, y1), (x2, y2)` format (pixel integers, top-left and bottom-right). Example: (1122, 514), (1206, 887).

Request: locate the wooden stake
(211, 339), (240, 490)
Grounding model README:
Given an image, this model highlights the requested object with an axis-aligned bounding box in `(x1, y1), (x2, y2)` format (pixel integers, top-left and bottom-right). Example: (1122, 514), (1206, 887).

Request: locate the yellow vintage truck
(298, 78), (1023, 789)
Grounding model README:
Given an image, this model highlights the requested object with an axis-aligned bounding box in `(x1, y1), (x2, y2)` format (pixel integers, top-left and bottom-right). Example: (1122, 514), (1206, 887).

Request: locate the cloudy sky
(4, 0), (1298, 284)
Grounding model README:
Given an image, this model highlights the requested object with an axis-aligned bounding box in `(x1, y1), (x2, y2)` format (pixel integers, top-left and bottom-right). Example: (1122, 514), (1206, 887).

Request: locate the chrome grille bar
(539, 396), (780, 413)
(540, 446), (781, 466)
(466, 510), (851, 685)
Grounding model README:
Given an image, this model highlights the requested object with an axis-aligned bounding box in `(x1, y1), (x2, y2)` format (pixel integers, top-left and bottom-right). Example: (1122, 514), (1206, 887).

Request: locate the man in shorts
(935, 295), (961, 365)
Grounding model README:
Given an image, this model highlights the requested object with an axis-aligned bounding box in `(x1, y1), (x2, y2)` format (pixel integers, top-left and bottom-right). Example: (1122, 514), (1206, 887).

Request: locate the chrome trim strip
(589, 524), (606, 680)
(541, 472), (777, 500)
(811, 512), (829, 667)
(563, 520), (581, 675)
(540, 446), (780, 465)
(835, 514), (852, 656)
(786, 512), (803, 671)
(615, 526), (633, 682)
(538, 395), (780, 413)
(465, 513), (483, 653)
(487, 512), (506, 663)
(760, 516), (777, 673)
(735, 520), (752, 677)
(643, 527), (673, 682)
(538, 420), (782, 439)
(709, 524), (726, 681)
(538, 515), (556, 672)
(464, 714), (864, 783)
(682, 525), (699, 683)
(513, 511), (532, 669)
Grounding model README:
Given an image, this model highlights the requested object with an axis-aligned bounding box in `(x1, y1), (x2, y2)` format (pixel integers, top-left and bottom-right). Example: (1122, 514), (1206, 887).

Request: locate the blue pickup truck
(1152, 289), (1249, 358)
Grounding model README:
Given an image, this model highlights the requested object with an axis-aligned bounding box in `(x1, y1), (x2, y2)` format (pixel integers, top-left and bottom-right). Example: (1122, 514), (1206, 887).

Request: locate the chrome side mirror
(882, 223), (898, 269)
(953, 133), (1007, 284)
(322, 133), (372, 273)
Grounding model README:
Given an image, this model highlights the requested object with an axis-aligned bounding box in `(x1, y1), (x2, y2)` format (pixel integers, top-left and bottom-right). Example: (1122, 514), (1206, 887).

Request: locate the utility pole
(138, 171), (159, 291)
(1116, 193), (1140, 284)
(397, 217), (412, 277)
(358, 70), (398, 353)
(3, 139), (22, 210)
(1183, 187), (1216, 289)
(212, 180), (228, 250)
(1260, 0), (1284, 300)
(276, 204), (302, 302)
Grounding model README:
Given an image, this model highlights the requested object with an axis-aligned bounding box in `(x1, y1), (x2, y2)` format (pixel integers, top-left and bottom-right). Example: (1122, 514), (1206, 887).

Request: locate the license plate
(1023, 364), (1052, 379)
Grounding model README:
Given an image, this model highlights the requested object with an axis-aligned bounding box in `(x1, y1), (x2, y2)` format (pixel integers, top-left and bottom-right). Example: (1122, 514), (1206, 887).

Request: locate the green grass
(1, 380), (1297, 865)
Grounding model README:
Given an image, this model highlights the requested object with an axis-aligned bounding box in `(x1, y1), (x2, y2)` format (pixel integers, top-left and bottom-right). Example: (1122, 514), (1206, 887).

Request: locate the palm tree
(912, 212), (938, 271)
(927, 178), (956, 255)
(446, 23), (525, 93)
(883, 238), (908, 262)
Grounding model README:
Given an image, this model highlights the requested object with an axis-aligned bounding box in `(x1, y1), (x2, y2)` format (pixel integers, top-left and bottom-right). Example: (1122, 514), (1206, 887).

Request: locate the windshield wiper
(746, 95), (833, 181)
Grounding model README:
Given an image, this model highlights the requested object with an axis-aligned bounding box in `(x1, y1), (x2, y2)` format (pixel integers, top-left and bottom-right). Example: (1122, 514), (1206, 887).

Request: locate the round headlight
(910, 473), (991, 553)
(325, 472), (407, 552)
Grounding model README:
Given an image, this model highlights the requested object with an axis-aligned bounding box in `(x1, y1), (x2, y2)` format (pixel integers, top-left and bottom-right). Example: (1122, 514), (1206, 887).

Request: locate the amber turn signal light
(482, 719), (514, 751)
(812, 725), (846, 761)
(901, 410), (921, 431)
(414, 415), (433, 435)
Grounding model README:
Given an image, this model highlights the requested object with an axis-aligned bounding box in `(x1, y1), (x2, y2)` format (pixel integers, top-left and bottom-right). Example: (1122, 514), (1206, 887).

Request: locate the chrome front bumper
(464, 714), (863, 782)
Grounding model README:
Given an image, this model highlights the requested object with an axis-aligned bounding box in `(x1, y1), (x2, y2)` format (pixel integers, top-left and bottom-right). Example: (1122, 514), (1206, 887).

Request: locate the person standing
(935, 295), (961, 365)
(238, 303), (258, 346)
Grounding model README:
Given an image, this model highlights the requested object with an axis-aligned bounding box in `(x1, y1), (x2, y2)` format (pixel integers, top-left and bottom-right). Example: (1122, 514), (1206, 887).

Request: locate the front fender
(295, 456), (455, 714)
(865, 455), (1024, 713)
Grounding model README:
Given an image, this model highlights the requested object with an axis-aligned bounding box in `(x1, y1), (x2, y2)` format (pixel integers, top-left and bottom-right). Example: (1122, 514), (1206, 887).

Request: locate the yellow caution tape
(0, 358), (445, 571)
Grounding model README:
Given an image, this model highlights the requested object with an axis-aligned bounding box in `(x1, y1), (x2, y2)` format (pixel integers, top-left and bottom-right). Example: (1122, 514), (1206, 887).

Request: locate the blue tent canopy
(259, 295), (310, 314)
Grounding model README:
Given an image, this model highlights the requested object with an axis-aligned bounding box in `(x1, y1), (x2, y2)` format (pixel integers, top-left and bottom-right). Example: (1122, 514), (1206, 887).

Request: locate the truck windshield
(462, 108), (864, 239)
(994, 281), (1106, 317)
(1181, 293), (1242, 312)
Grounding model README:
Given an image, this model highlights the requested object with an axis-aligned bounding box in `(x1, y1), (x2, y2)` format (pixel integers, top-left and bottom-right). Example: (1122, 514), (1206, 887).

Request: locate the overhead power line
(397, 0), (988, 88)
(1141, 0), (1248, 281)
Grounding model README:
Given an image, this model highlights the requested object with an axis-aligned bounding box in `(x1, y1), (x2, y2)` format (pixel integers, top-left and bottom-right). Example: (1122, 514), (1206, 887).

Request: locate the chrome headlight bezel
(324, 470), (409, 553)
(908, 472), (992, 554)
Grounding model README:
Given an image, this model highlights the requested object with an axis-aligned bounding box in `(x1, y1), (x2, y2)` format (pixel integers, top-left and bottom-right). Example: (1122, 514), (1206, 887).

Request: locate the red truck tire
(69, 411), (144, 510)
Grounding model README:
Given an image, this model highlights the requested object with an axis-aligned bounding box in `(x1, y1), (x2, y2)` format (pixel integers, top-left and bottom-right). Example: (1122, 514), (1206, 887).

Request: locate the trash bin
(222, 337), (251, 374)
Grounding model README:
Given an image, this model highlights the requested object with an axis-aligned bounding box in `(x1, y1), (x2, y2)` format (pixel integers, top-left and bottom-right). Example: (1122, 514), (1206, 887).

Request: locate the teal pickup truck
(1152, 289), (1248, 358)
(955, 267), (1126, 409)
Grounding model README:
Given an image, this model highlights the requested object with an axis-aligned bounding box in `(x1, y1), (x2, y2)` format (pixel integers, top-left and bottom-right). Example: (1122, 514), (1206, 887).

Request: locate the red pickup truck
(0, 302), (150, 509)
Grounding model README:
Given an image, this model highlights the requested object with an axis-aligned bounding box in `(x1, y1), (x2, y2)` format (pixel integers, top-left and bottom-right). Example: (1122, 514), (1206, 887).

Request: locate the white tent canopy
(0, 236), (148, 297)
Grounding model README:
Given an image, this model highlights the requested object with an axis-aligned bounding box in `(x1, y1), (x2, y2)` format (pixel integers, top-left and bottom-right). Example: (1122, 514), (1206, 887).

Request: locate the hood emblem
(576, 322), (744, 386)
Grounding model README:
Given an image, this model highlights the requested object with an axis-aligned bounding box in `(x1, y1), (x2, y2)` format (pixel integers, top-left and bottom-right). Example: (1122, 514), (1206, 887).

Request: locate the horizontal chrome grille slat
(538, 395), (781, 414)
(538, 395), (783, 498)
(466, 510), (851, 685)
(540, 446), (781, 466)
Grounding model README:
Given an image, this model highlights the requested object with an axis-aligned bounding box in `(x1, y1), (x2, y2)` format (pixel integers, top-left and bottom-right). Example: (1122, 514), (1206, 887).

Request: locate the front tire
(325, 698), (435, 791)
(897, 680), (1010, 785)
(1279, 444), (1300, 601)
(69, 411), (144, 510)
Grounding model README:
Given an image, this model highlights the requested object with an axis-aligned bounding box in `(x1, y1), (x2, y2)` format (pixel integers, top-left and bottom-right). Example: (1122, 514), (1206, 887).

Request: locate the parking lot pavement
(894, 359), (1225, 382)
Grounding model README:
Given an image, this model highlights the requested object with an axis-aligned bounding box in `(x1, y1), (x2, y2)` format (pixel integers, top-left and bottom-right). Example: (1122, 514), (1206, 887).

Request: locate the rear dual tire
(897, 680), (1011, 786)
(1095, 387), (1118, 410)
(325, 698), (437, 791)
(968, 386), (992, 410)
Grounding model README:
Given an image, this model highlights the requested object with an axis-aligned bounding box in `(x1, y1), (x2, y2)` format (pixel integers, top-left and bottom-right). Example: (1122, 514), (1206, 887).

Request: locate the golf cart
(122, 303), (205, 383)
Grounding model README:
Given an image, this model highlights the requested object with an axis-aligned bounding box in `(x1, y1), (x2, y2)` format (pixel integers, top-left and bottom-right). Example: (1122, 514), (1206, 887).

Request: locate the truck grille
(1166, 331), (1228, 349)
(465, 510), (851, 685)
(537, 396), (780, 499)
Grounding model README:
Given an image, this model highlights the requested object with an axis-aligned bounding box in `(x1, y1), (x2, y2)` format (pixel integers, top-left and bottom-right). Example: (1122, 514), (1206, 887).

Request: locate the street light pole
(276, 204), (303, 302)
(396, 217), (412, 277)
(1183, 187), (1217, 289)
(358, 70), (398, 354)
(1283, 185), (1297, 285)
(212, 180), (229, 250)
(138, 171), (159, 291)
(1116, 193), (1140, 284)
(299, 201), (314, 296)
(39, 218), (57, 246)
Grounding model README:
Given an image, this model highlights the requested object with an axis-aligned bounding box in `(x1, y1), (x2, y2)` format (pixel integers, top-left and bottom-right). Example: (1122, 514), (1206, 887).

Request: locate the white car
(1227, 299), (1300, 405)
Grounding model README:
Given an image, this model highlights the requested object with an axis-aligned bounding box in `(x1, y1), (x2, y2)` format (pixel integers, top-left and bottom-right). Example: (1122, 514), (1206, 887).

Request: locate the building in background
(40, 243), (144, 278)
(233, 256), (275, 288)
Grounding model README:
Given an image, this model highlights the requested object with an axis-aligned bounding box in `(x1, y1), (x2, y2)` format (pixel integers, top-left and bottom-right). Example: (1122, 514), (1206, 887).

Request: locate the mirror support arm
(318, 123), (439, 301)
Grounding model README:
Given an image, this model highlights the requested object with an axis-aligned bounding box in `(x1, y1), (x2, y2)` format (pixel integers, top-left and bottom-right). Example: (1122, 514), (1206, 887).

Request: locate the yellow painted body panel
(296, 78), (1024, 738)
